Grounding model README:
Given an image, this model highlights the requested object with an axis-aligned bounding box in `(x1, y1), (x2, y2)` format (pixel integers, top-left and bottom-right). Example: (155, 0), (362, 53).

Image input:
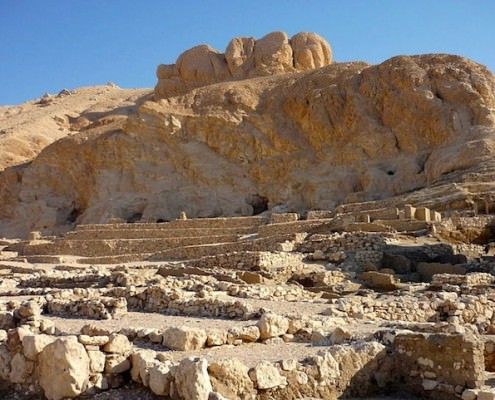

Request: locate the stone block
(404, 204), (416, 219)
(270, 213), (299, 224)
(415, 207), (431, 222)
(359, 271), (401, 291)
(162, 326), (207, 351)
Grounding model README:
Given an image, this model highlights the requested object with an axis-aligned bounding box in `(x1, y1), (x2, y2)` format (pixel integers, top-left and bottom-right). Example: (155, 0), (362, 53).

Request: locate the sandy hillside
(0, 85), (151, 171)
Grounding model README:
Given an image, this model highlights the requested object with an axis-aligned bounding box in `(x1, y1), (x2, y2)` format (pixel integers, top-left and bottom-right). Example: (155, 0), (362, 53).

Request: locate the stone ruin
(1, 25), (495, 400)
(1, 200), (495, 399)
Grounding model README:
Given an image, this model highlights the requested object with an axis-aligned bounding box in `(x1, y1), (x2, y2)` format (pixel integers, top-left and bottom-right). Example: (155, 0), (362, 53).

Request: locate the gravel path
(157, 341), (323, 367)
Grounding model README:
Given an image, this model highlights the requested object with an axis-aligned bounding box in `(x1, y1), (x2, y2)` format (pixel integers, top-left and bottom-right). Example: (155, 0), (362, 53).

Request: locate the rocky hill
(1, 31), (495, 238)
(155, 31), (332, 98)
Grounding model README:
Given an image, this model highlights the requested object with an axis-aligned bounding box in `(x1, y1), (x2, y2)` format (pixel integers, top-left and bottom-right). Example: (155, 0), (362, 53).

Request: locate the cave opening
(126, 212), (143, 223)
(248, 194), (269, 215)
(387, 170), (395, 176)
(67, 208), (82, 224)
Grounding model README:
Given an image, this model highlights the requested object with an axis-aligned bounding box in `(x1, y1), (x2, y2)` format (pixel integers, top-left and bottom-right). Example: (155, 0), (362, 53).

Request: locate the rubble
(2, 206), (495, 400)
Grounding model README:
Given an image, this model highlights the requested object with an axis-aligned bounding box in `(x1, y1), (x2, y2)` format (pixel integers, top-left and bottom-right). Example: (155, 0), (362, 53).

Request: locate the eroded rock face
(154, 31), (332, 98)
(1, 51), (495, 238)
(291, 32), (332, 70)
(38, 336), (90, 400)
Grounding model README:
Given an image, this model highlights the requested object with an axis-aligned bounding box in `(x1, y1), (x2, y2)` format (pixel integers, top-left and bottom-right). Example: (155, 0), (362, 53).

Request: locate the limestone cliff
(1, 32), (495, 238)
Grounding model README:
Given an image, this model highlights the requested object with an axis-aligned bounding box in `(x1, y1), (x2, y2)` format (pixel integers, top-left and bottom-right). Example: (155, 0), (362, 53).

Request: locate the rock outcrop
(0, 32), (495, 238)
(155, 31), (332, 98)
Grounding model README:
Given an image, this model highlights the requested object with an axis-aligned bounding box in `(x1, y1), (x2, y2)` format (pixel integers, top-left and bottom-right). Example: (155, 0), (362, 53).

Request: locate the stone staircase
(15, 210), (440, 264)
(18, 216), (323, 264)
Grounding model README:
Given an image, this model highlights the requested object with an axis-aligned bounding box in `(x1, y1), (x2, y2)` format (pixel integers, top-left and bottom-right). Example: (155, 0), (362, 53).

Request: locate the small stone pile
(46, 296), (127, 320)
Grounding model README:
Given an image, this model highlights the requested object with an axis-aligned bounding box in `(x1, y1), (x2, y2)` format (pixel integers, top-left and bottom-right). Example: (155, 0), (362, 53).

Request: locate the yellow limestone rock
(38, 336), (90, 400)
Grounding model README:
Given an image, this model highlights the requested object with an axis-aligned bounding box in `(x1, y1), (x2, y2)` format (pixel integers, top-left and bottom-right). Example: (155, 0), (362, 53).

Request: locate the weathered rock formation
(155, 31), (332, 98)
(0, 32), (495, 238)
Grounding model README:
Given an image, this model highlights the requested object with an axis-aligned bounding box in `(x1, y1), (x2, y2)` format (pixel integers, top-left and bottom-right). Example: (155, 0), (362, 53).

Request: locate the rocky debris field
(1, 207), (495, 399)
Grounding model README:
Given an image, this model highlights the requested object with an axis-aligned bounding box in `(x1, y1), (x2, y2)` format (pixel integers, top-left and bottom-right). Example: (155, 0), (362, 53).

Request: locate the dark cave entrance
(126, 212), (143, 223)
(248, 194), (269, 215)
(67, 208), (82, 224)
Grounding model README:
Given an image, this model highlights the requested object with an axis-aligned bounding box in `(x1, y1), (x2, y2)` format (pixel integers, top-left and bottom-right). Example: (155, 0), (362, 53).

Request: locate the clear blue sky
(1, 0), (494, 105)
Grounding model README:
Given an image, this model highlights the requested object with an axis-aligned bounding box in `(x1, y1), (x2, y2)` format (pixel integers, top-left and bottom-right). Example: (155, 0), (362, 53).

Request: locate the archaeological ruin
(1, 30), (495, 399)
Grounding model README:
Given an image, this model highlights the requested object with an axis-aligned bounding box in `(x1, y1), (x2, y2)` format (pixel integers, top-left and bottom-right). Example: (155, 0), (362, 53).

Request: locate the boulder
(313, 351), (340, 380)
(257, 313), (289, 340)
(290, 32), (332, 70)
(176, 45), (231, 85)
(228, 325), (260, 343)
(174, 357), (212, 400)
(79, 334), (109, 346)
(331, 327), (352, 344)
(130, 349), (157, 386)
(38, 336), (90, 400)
(162, 326), (207, 351)
(155, 30), (333, 99)
(311, 329), (332, 346)
(253, 31), (293, 75)
(238, 271), (264, 284)
(311, 328), (352, 346)
(207, 329), (227, 347)
(149, 362), (173, 396)
(105, 353), (131, 374)
(102, 333), (132, 354)
(250, 361), (287, 390)
(208, 358), (255, 400)
(225, 37), (256, 78)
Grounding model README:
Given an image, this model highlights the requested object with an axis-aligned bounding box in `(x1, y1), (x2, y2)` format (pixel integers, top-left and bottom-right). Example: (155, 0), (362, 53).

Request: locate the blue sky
(1, 0), (494, 105)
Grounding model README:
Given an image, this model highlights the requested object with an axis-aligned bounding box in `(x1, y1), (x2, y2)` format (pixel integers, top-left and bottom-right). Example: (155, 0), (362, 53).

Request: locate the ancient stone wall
(325, 290), (495, 332)
(0, 302), (487, 400)
(393, 333), (485, 398)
